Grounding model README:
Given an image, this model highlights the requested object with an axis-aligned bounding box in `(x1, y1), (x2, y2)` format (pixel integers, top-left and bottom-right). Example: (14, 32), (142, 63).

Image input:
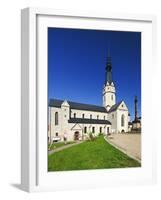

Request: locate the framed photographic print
(21, 8), (156, 192)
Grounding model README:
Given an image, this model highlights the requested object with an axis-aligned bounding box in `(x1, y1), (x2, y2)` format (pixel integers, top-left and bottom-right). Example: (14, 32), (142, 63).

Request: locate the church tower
(103, 52), (116, 111)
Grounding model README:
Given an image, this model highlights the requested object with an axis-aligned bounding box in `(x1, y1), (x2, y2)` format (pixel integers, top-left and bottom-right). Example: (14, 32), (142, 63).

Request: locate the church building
(48, 54), (130, 142)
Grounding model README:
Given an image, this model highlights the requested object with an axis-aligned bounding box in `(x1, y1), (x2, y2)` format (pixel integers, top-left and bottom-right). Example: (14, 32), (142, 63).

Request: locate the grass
(48, 141), (75, 150)
(48, 136), (141, 171)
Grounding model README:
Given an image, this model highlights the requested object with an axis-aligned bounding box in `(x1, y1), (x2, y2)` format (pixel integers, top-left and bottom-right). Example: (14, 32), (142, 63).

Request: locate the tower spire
(105, 50), (112, 85)
(103, 50), (116, 109)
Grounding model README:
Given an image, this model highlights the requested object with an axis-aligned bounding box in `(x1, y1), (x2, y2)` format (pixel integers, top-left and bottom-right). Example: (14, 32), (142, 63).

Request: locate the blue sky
(48, 28), (141, 121)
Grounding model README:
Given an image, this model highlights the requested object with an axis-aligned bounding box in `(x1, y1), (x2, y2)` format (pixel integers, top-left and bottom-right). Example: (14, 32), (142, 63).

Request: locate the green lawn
(48, 141), (75, 150)
(48, 136), (141, 171)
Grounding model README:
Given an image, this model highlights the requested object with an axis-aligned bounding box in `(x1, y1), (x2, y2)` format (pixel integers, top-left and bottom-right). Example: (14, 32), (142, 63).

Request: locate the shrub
(98, 132), (103, 136)
(89, 132), (95, 141)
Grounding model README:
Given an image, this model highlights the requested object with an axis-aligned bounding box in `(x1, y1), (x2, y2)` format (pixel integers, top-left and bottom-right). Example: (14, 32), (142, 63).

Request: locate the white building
(48, 54), (130, 142)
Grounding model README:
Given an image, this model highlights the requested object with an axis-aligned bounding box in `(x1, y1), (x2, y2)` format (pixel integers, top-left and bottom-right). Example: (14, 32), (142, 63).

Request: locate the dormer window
(90, 114), (92, 119)
(82, 114), (84, 118)
(74, 113), (76, 118)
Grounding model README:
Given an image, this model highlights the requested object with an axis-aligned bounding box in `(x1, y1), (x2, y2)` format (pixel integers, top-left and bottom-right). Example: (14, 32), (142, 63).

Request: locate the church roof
(49, 99), (64, 107)
(49, 99), (108, 113)
(68, 118), (111, 125)
(107, 101), (123, 113)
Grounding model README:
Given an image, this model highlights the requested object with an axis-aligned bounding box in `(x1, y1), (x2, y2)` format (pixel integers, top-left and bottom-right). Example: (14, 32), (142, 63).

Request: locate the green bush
(98, 132), (103, 136)
(89, 132), (95, 141)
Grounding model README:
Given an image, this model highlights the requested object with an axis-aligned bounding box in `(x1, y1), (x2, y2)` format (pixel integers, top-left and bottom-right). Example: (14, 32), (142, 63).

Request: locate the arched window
(55, 112), (58, 125)
(56, 132), (58, 136)
(121, 114), (125, 127)
(90, 114), (92, 119)
(84, 127), (87, 133)
(104, 116), (106, 120)
(74, 113), (76, 118)
(111, 95), (113, 100)
(112, 114), (114, 119)
(82, 114), (84, 118)
(92, 127), (95, 133)
(100, 127), (102, 133)
(97, 115), (99, 119)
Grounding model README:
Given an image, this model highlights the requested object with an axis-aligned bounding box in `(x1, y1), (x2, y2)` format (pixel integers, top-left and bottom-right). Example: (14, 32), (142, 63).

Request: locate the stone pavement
(48, 141), (83, 155)
(105, 133), (141, 162)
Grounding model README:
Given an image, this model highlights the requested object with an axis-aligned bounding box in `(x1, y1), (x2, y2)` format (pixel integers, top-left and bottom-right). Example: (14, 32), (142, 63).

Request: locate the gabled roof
(49, 99), (108, 113)
(68, 118), (111, 125)
(107, 101), (123, 113)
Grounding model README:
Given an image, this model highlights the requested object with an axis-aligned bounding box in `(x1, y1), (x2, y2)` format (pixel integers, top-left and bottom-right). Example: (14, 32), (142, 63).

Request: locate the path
(48, 141), (83, 155)
(105, 133), (141, 162)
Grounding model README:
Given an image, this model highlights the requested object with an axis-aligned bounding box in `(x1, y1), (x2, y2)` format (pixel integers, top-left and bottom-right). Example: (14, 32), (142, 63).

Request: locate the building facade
(48, 54), (129, 142)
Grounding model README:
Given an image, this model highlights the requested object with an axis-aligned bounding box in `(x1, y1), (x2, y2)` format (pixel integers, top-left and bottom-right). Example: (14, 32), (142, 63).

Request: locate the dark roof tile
(49, 99), (108, 113)
(49, 99), (63, 107)
(107, 101), (123, 113)
(68, 118), (111, 125)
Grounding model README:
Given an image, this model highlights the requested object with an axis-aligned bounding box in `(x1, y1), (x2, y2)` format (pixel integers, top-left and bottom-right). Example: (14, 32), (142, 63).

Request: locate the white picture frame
(21, 7), (156, 192)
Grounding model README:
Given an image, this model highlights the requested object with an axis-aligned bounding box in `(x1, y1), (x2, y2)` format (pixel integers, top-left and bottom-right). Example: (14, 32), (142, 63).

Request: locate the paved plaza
(106, 133), (141, 162)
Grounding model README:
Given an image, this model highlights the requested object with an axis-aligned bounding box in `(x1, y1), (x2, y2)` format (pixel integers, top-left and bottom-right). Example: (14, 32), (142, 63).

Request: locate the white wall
(71, 108), (108, 120)
(107, 102), (129, 133)
(103, 83), (116, 109)
(67, 123), (111, 141)
(116, 102), (129, 133)
(116, 109), (128, 133)
(49, 106), (111, 141)
(49, 107), (62, 138)
(0, 0), (161, 200)
(108, 111), (118, 132)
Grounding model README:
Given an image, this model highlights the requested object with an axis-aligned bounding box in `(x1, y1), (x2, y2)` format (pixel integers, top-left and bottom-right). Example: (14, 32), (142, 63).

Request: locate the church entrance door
(74, 131), (79, 140)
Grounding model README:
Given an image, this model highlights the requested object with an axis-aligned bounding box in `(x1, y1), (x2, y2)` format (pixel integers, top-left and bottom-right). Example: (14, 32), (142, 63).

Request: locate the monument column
(132, 96), (141, 132)
(134, 96), (138, 121)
